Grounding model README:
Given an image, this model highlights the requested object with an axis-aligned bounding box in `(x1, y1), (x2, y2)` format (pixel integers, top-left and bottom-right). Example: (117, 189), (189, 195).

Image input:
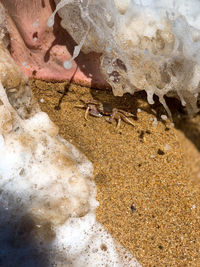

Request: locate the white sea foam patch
(50, 0), (200, 118)
(0, 82), (140, 266)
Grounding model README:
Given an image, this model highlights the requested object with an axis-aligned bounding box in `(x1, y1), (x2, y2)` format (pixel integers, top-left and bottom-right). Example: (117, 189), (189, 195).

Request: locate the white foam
(0, 81), (140, 266)
(0, 6), (140, 263)
(161, 114), (168, 121)
(51, 0), (200, 116)
(53, 213), (140, 266)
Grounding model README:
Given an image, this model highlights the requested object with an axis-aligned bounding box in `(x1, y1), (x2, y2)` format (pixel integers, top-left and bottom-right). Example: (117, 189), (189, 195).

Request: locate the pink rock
(0, 0), (108, 88)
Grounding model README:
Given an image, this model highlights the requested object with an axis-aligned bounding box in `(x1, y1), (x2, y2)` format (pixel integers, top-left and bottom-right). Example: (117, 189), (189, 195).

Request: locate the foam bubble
(64, 60), (72, 70)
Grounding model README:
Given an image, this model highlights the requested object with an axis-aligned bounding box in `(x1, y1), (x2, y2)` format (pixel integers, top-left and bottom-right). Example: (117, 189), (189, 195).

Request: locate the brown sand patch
(31, 79), (200, 267)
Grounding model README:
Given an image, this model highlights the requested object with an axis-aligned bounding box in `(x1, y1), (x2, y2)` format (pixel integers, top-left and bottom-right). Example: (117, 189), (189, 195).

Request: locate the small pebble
(40, 98), (44, 103)
(157, 149), (165, 155)
(137, 108), (142, 113)
(164, 144), (171, 151)
(130, 205), (136, 212)
(139, 130), (145, 140)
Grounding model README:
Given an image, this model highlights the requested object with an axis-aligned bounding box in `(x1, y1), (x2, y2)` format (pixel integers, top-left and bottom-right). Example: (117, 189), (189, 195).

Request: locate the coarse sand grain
(31, 79), (200, 266)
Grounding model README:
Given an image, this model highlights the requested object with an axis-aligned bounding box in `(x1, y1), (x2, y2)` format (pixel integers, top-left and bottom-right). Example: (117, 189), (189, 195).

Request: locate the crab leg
(108, 110), (122, 129)
(74, 104), (90, 120)
(118, 109), (134, 117)
(116, 117), (121, 130)
(85, 106), (90, 120)
(107, 108), (117, 124)
(120, 113), (135, 126)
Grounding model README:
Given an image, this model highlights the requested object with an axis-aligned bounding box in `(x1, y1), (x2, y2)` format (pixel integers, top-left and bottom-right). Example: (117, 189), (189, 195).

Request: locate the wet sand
(31, 79), (200, 267)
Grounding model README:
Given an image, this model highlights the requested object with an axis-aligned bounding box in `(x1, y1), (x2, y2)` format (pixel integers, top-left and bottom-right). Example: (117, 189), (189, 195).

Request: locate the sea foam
(49, 0), (200, 117)
(0, 3), (140, 266)
(0, 85), (139, 265)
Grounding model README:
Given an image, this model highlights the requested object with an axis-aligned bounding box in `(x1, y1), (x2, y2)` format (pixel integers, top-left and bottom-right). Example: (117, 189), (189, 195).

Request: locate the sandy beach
(31, 79), (200, 266)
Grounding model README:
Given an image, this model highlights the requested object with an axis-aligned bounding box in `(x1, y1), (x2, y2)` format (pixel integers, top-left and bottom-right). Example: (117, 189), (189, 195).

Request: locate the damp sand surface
(31, 79), (200, 267)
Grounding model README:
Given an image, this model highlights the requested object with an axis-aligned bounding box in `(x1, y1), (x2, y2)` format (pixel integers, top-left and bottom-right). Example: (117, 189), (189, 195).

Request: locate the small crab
(75, 100), (135, 129)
